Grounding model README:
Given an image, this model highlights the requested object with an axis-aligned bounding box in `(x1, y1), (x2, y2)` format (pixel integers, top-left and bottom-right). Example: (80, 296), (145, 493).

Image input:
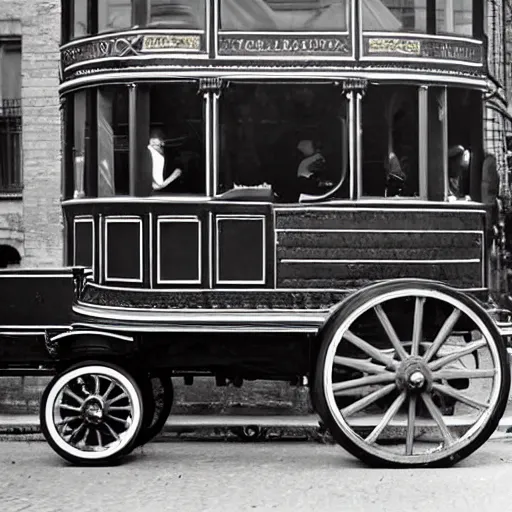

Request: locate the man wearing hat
(448, 144), (471, 200)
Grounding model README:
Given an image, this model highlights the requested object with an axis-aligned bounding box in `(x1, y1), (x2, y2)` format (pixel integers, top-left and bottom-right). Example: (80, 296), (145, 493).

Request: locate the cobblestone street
(1, 438), (512, 512)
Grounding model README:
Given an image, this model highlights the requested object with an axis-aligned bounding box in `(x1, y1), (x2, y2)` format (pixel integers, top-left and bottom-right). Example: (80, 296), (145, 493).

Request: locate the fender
(48, 329), (135, 361)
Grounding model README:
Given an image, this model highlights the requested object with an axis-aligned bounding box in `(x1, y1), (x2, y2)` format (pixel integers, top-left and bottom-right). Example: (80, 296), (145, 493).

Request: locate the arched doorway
(0, 245), (21, 268)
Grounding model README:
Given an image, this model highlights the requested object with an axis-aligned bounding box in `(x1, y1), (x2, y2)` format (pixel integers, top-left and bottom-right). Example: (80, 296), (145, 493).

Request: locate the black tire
(134, 375), (174, 447)
(40, 360), (144, 466)
(312, 279), (510, 468)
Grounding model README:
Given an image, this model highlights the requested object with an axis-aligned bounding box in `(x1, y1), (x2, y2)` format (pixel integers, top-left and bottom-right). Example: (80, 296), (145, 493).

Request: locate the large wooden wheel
(313, 280), (510, 468)
(40, 361), (144, 465)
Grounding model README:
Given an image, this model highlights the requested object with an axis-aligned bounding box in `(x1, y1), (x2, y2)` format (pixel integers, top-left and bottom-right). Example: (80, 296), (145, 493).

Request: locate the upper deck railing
(60, 0), (487, 86)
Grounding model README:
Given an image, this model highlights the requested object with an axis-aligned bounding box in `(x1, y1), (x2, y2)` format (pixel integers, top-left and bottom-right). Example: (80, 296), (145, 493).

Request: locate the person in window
(148, 129), (183, 193)
(296, 139), (333, 197)
(448, 145), (471, 200)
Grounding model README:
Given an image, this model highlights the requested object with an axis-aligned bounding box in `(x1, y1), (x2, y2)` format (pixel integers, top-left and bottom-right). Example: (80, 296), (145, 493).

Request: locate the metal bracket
(199, 77), (224, 95)
(342, 78), (368, 97)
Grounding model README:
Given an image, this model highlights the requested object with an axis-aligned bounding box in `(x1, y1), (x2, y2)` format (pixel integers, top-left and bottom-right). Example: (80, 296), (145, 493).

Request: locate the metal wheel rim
(323, 288), (503, 465)
(45, 365), (142, 460)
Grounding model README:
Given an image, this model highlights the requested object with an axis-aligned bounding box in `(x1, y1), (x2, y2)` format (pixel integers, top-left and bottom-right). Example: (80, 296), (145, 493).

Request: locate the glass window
(362, 0), (427, 32)
(73, 91), (88, 199)
(149, 0), (206, 29)
(436, 0), (472, 36)
(72, 0), (89, 39)
(97, 86), (130, 196)
(361, 85), (419, 197)
(219, 83), (349, 202)
(148, 83), (205, 195)
(98, 0), (132, 33)
(220, 0), (349, 32)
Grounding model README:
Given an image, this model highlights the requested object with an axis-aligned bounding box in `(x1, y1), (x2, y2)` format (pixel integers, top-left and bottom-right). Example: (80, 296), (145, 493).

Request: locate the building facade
(0, 0), (62, 270)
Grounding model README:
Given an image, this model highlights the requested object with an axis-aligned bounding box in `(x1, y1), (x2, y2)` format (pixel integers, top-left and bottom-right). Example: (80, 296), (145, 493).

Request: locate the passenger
(296, 139), (333, 196)
(148, 129), (184, 193)
(448, 145), (471, 200)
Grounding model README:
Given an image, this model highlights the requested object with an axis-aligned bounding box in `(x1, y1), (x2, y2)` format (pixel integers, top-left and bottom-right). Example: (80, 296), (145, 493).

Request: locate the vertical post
(469, 91), (484, 202)
(346, 91), (355, 199)
(427, 87), (447, 201)
(129, 83), (151, 197)
(473, 0), (484, 39)
(426, 0), (436, 34)
(133, 0), (149, 26)
(418, 86), (428, 200)
(209, 0), (217, 58)
(355, 91), (363, 199)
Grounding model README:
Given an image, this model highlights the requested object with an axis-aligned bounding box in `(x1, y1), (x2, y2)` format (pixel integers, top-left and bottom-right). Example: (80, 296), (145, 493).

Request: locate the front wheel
(313, 280), (510, 468)
(40, 361), (144, 465)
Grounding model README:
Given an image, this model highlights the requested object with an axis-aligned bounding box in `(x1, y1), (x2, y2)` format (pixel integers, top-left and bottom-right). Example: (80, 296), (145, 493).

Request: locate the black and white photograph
(1, 0), (512, 510)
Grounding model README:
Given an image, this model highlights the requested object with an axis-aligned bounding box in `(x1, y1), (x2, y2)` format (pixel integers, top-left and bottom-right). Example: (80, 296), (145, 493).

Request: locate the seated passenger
(148, 129), (184, 193)
(296, 139), (333, 196)
(448, 145), (471, 200)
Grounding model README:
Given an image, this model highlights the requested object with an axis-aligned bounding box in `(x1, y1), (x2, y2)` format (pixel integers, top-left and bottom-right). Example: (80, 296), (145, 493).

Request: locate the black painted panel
(159, 220), (201, 283)
(105, 220), (142, 281)
(217, 218), (265, 283)
(74, 219), (94, 268)
(278, 262), (481, 288)
(0, 273), (75, 326)
(276, 209), (485, 231)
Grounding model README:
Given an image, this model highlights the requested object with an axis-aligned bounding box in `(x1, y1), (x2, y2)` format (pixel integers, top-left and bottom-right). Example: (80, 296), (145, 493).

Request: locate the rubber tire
(312, 279), (511, 468)
(134, 375), (173, 447)
(40, 360), (144, 466)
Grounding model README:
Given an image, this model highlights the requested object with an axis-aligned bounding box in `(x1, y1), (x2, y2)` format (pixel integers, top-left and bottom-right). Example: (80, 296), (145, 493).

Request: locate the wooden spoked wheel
(134, 375), (174, 447)
(313, 280), (510, 468)
(40, 361), (144, 465)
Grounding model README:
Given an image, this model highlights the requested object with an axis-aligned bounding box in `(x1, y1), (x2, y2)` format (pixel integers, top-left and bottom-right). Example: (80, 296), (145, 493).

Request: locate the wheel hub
(82, 397), (105, 424)
(396, 356), (432, 393)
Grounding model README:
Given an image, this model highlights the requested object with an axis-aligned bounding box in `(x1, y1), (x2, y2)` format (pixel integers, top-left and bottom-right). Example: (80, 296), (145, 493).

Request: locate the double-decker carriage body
(1, 0), (511, 467)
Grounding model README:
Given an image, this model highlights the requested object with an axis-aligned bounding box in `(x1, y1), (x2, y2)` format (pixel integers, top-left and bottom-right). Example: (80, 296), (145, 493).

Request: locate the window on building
(98, 0), (132, 33)
(436, 0), (472, 36)
(148, 82), (205, 195)
(149, 0), (206, 29)
(97, 86), (130, 196)
(361, 85), (419, 197)
(220, 0), (349, 31)
(218, 82), (349, 202)
(72, 90), (88, 199)
(362, 0), (427, 32)
(0, 41), (22, 194)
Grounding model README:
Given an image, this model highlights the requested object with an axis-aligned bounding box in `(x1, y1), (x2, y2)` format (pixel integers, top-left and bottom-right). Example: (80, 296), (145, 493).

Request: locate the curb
(1, 414), (512, 440)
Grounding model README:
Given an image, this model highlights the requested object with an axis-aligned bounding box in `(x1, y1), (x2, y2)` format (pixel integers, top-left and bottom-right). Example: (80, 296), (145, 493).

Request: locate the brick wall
(0, 0), (63, 268)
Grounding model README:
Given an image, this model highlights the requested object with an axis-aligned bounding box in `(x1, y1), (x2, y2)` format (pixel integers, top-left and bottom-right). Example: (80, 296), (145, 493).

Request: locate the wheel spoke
(63, 388), (85, 405)
(107, 414), (129, 427)
(108, 405), (133, 412)
(58, 403), (81, 413)
(102, 380), (116, 401)
(405, 395), (417, 456)
(96, 428), (103, 448)
(67, 421), (87, 444)
(411, 298), (425, 357)
(429, 340), (487, 371)
(421, 393), (454, 446)
(334, 356), (388, 374)
(432, 383), (490, 411)
(341, 383), (396, 417)
(103, 421), (120, 441)
(432, 369), (495, 380)
(332, 373), (396, 394)
(374, 305), (409, 361)
(423, 308), (462, 362)
(107, 392), (128, 405)
(56, 416), (81, 428)
(343, 330), (399, 369)
(93, 375), (100, 395)
(365, 392), (406, 444)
